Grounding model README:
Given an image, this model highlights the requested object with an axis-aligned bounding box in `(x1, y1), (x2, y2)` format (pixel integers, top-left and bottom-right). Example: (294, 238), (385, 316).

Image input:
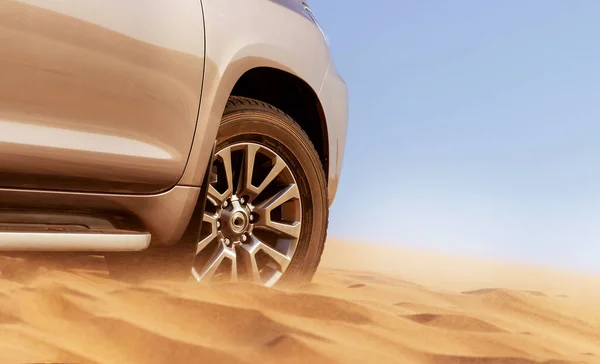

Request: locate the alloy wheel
(191, 142), (302, 286)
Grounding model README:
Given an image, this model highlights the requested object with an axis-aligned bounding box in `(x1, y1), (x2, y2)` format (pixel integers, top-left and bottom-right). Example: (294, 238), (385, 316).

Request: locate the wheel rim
(191, 142), (302, 287)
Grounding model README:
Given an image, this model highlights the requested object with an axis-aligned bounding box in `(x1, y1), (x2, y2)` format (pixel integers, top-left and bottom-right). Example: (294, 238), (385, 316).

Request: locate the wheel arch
(229, 66), (329, 179)
(178, 55), (331, 187)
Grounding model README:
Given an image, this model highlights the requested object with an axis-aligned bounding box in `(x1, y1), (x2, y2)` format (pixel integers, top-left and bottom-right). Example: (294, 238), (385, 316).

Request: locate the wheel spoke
(239, 241), (262, 283)
(241, 144), (259, 195)
(257, 239), (291, 271)
(256, 184), (300, 212)
(257, 157), (286, 195)
(230, 255), (238, 281)
(238, 235), (291, 282)
(219, 147), (234, 197)
(207, 148), (234, 204)
(254, 184), (301, 238)
(260, 220), (301, 239)
(196, 213), (218, 254)
(244, 152), (286, 199)
(207, 185), (224, 205)
(192, 244), (236, 282)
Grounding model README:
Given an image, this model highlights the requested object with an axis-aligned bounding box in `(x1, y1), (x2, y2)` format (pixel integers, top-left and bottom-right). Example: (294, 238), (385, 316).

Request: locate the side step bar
(0, 226), (150, 252)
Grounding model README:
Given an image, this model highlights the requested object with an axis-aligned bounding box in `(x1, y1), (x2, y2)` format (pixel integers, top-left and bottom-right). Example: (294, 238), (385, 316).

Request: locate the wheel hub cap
(219, 196), (252, 245)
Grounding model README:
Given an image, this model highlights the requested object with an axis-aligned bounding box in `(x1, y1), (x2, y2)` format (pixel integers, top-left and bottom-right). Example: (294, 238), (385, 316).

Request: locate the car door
(0, 0), (205, 194)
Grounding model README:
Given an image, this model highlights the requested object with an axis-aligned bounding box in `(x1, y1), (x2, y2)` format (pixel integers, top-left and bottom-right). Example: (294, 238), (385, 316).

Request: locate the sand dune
(0, 241), (599, 363)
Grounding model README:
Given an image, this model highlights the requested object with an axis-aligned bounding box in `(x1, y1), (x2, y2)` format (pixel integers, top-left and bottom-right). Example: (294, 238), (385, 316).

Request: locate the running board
(0, 226), (151, 252)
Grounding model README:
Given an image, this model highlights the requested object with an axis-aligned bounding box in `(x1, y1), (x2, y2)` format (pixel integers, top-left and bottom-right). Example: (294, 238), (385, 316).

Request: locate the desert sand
(0, 240), (599, 364)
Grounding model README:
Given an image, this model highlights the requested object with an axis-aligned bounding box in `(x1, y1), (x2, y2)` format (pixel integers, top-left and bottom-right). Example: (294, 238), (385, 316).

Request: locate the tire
(107, 96), (329, 286)
(215, 96), (328, 286)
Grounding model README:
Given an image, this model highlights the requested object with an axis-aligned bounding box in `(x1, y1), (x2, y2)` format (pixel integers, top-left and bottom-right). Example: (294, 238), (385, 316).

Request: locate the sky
(311, 1), (600, 273)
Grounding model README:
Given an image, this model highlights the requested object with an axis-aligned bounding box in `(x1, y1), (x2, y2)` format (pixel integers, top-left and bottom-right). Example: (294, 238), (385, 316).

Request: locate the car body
(0, 0), (347, 283)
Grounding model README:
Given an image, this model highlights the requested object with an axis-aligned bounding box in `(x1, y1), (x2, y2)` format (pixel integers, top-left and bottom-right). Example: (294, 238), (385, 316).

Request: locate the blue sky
(311, 1), (600, 273)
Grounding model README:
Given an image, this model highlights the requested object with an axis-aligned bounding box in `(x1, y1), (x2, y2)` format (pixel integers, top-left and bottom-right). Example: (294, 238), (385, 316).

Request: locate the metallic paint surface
(319, 65), (349, 205)
(0, 0), (205, 193)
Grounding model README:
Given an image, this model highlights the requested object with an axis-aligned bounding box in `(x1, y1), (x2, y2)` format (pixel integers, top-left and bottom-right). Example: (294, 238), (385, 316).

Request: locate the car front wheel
(191, 96), (329, 287)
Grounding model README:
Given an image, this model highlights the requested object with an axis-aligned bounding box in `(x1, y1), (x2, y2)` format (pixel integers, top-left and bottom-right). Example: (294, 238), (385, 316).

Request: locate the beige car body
(0, 0), (348, 250)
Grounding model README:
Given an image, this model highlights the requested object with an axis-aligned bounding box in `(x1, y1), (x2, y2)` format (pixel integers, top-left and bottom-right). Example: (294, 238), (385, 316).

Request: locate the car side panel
(0, 0), (205, 193)
(319, 65), (349, 206)
(178, 0), (332, 188)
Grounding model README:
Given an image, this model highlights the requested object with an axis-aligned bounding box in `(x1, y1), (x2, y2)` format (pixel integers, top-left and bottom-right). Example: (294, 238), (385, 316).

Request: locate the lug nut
(216, 220), (221, 229)
(241, 234), (247, 242)
(249, 214), (254, 222)
(224, 238), (230, 245)
(223, 200), (229, 208)
(240, 197), (246, 205)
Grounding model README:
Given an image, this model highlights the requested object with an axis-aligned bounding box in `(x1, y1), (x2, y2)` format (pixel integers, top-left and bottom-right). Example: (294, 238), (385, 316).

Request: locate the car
(0, 0), (348, 287)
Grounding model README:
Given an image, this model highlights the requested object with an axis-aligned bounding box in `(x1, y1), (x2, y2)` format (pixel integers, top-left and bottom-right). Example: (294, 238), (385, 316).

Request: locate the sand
(0, 240), (599, 364)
